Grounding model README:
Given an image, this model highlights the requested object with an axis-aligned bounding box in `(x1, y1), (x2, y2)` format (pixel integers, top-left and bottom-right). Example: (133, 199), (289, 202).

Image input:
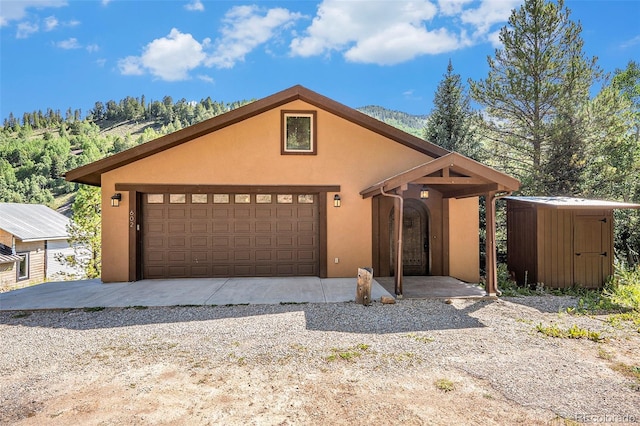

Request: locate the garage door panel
(168, 266), (187, 277)
(255, 264), (275, 276)
(234, 222), (251, 232)
(147, 222), (165, 233)
(276, 236), (294, 247)
(234, 236), (251, 247)
(277, 222), (294, 232)
(213, 236), (231, 247)
(168, 237), (186, 248)
(169, 222), (186, 233)
(256, 250), (273, 261)
(191, 208), (208, 219)
(213, 222), (231, 232)
(191, 251), (209, 262)
(191, 222), (208, 233)
(145, 238), (166, 250)
(297, 222), (315, 232)
(143, 193), (319, 279)
(191, 266), (209, 277)
(255, 208), (273, 218)
(234, 251), (252, 261)
(191, 236), (209, 248)
(212, 251), (230, 261)
(234, 207), (251, 218)
(255, 236), (273, 246)
(168, 208), (187, 219)
(255, 222), (273, 232)
(233, 265), (253, 276)
(276, 264), (295, 275)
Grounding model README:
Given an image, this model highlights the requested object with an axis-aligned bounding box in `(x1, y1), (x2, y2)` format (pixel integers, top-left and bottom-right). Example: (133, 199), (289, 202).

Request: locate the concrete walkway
(0, 277), (393, 311)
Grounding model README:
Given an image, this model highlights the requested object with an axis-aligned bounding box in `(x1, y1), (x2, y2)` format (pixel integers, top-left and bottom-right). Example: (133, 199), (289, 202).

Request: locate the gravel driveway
(1, 296), (638, 425)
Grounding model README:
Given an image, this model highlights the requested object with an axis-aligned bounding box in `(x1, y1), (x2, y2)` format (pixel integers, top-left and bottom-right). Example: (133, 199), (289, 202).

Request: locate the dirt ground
(1, 298), (639, 425)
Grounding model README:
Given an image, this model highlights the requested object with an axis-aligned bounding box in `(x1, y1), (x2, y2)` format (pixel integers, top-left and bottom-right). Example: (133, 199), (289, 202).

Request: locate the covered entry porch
(360, 153), (520, 297)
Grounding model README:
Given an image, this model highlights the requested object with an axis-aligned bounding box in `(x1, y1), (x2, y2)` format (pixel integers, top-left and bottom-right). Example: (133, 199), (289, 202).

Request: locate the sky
(1, 0), (639, 122)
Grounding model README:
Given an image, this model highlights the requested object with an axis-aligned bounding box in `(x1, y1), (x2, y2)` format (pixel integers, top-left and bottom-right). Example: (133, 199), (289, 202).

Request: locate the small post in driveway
(356, 267), (373, 306)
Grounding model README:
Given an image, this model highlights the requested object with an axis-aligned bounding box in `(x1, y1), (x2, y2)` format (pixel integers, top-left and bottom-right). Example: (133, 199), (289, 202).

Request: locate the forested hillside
(0, 96), (426, 212)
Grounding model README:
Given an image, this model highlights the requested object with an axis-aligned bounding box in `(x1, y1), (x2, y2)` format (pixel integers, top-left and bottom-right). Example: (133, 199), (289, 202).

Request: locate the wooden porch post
(380, 185), (404, 297)
(485, 192), (497, 296)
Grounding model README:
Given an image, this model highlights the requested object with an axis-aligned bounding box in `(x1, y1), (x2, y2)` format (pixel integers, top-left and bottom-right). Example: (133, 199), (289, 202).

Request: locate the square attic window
(282, 111), (317, 155)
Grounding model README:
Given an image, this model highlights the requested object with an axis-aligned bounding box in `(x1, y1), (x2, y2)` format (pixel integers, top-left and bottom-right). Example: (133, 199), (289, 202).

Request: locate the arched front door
(390, 199), (430, 276)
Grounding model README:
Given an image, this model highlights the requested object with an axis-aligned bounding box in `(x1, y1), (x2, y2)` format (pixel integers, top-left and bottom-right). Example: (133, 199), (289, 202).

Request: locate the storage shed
(506, 197), (640, 289)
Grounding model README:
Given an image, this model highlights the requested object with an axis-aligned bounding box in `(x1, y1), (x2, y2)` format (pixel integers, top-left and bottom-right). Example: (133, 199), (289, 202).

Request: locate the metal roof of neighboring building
(504, 196), (640, 210)
(0, 203), (70, 242)
(0, 254), (22, 264)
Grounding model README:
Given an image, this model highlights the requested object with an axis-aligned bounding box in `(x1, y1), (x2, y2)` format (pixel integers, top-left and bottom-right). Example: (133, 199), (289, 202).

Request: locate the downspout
(487, 191), (512, 296)
(380, 185), (404, 298)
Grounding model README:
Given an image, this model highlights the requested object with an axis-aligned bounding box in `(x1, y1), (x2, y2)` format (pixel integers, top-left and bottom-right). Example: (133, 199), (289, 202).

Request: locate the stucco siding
(100, 99), (434, 282)
(447, 197), (480, 283)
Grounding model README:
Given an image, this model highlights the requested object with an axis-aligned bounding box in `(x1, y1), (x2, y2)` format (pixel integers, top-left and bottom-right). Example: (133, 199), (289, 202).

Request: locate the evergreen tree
(424, 60), (481, 160)
(58, 186), (102, 278)
(470, 0), (600, 194)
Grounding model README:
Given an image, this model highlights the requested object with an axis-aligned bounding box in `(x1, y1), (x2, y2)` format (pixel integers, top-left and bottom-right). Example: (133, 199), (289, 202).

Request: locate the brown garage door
(142, 193), (319, 279)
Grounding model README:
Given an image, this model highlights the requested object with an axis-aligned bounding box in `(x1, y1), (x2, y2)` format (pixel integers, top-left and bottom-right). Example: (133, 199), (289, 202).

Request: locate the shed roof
(505, 196), (640, 210)
(0, 203), (70, 242)
(65, 85), (450, 186)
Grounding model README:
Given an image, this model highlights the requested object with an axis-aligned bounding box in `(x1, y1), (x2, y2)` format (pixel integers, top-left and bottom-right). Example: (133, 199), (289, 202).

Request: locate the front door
(390, 199), (429, 276)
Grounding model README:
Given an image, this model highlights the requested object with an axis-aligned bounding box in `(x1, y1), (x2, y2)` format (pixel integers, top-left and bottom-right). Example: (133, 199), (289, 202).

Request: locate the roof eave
(65, 85), (449, 187)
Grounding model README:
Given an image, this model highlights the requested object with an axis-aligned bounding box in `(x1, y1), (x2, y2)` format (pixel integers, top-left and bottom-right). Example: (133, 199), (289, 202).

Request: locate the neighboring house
(65, 85), (520, 295)
(0, 203), (74, 290)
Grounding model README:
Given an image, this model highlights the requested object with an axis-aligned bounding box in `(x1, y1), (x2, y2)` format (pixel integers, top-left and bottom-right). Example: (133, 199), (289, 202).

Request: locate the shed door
(573, 215), (609, 288)
(142, 193), (319, 279)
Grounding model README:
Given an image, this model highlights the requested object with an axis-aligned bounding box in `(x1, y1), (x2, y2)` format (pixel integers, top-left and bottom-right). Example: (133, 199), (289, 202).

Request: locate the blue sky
(1, 0), (639, 122)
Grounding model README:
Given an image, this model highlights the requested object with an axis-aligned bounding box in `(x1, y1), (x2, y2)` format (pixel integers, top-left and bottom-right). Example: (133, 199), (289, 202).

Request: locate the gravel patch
(1, 296), (639, 425)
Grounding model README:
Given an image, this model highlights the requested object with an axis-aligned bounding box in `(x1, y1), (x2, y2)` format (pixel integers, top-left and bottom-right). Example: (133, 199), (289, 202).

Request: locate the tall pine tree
(424, 60), (481, 160)
(470, 0), (600, 194)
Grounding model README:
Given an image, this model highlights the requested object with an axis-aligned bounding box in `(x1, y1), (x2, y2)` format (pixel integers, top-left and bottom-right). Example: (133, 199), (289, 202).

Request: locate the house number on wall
(129, 210), (135, 228)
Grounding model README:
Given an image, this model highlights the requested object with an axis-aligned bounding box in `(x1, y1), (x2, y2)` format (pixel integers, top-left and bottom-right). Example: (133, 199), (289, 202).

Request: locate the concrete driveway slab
(0, 277), (395, 311)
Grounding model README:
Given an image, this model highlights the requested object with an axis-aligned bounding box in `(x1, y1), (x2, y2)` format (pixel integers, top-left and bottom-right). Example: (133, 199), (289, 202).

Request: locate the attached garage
(65, 85), (521, 296)
(141, 191), (320, 279)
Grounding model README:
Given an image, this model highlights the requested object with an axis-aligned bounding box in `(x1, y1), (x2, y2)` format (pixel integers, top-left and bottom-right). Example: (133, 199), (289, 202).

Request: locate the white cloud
(86, 43), (100, 53)
(438, 0), (474, 16)
(345, 24), (461, 65)
(460, 0), (521, 35)
(96, 58), (107, 67)
(185, 0), (204, 12)
(487, 29), (502, 47)
(0, 0), (67, 27)
(44, 16), (58, 31)
(16, 21), (39, 39)
(207, 5), (303, 69)
(118, 28), (208, 81)
(289, 0), (517, 64)
(290, 0), (468, 65)
(620, 35), (640, 49)
(197, 75), (215, 84)
(56, 37), (81, 49)
(118, 56), (144, 75)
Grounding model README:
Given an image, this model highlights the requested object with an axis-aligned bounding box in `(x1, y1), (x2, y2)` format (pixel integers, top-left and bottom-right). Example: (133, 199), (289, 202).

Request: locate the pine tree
(424, 60), (481, 160)
(470, 0), (600, 194)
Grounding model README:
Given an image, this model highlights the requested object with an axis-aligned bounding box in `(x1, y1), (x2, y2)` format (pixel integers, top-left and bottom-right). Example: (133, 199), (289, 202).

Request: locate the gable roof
(360, 152), (520, 199)
(0, 203), (70, 242)
(65, 85), (450, 186)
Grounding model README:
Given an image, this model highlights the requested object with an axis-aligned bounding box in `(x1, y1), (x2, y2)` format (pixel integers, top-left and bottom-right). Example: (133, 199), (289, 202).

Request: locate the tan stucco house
(65, 85), (520, 295)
